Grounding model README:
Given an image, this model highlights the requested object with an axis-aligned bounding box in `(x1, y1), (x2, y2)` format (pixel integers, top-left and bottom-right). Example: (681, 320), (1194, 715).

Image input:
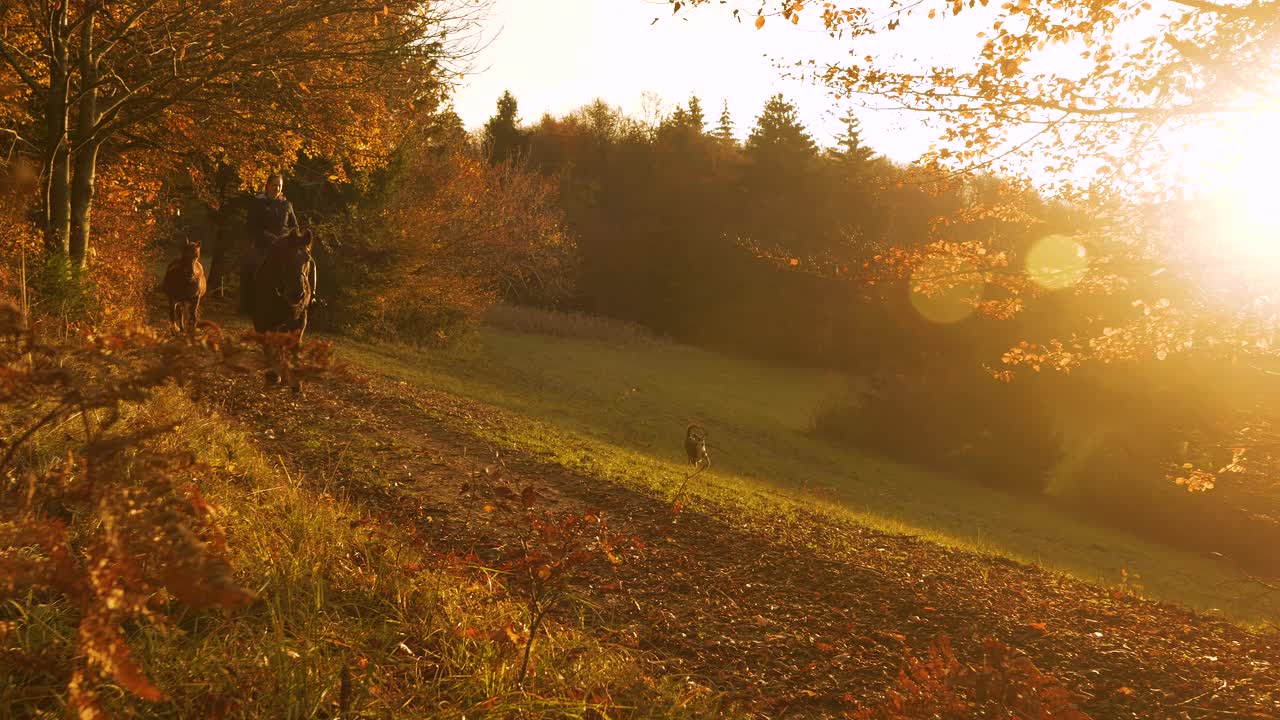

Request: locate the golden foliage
(355, 146), (573, 344)
(0, 311), (331, 717)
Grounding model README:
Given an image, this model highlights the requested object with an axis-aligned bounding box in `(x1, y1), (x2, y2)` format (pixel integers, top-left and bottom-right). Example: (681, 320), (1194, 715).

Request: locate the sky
(449, 0), (964, 163)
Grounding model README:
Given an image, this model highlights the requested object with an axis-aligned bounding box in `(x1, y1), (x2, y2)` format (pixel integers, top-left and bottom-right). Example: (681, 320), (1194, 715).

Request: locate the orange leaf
(755, 14), (765, 29)
(1028, 622), (1048, 631)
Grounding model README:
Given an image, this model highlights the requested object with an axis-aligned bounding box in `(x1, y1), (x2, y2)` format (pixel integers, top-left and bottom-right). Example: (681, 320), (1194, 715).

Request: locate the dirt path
(200, 359), (1280, 719)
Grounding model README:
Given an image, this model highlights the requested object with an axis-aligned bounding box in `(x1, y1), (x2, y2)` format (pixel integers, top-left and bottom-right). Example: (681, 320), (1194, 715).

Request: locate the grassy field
(341, 316), (1280, 626)
(4, 383), (718, 718)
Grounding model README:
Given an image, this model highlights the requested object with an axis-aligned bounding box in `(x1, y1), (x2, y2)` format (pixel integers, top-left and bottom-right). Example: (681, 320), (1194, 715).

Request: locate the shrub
(335, 145), (574, 346)
(26, 252), (100, 323)
(1058, 435), (1280, 576)
(813, 368), (1063, 495)
(850, 635), (1091, 720)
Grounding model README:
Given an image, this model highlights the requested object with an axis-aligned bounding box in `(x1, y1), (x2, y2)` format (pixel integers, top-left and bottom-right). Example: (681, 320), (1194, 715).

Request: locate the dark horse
(161, 240), (206, 334)
(252, 227), (316, 338)
(251, 228), (317, 387)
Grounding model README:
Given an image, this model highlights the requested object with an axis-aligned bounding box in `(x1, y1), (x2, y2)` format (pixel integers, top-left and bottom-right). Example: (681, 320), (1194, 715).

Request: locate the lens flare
(1026, 235), (1088, 290)
(909, 256), (984, 324)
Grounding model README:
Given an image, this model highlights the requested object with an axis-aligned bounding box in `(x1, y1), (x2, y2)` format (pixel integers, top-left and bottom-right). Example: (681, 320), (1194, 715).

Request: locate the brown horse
(252, 228), (316, 339)
(251, 228), (317, 388)
(161, 240), (206, 334)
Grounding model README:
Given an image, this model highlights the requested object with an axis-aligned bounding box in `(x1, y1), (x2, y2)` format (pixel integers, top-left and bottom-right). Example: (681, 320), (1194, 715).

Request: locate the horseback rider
(240, 173), (299, 314)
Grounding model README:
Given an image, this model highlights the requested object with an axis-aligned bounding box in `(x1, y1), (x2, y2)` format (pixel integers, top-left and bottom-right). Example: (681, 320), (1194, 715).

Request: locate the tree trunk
(69, 8), (98, 269)
(207, 163), (235, 296)
(43, 8), (70, 256)
(69, 143), (99, 269)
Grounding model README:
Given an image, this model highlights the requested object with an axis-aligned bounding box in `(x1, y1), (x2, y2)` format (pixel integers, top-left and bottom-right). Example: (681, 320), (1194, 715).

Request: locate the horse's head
(265, 228), (315, 307)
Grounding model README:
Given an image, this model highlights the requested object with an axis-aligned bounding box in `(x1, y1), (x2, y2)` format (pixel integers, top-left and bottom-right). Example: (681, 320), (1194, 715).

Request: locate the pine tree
(483, 90), (529, 163)
(713, 100), (736, 146)
(666, 105), (691, 131)
(687, 94), (706, 134)
(742, 94), (821, 256)
(832, 108), (876, 165)
(746, 94), (816, 160)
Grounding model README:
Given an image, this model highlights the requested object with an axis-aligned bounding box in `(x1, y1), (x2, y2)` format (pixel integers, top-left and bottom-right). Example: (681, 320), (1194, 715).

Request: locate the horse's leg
(189, 295), (201, 335)
(169, 302), (180, 332)
(289, 324), (304, 394)
(263, 344), (280, 385)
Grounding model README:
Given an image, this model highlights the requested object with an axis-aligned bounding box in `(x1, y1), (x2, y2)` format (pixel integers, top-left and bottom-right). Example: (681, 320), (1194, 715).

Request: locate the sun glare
(1171, 112), (1280, 284)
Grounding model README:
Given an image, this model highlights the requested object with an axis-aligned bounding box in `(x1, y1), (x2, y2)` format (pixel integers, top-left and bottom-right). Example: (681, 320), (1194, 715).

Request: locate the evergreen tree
(713, 101), (736, 146)
(742, 94), (821, 255)
(745, 94), (816, 160)
(687, 94), (706, 134)
(483, 90), (529, 163)
(658, 94), (708, 138)
(665, 105), (692, 131)
(831, 108), (876, 166)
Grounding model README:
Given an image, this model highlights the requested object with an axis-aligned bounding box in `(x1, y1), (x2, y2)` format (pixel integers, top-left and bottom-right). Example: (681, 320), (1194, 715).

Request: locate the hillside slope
(339, 327), (1279, 624)
(201, 345), (1280, 719)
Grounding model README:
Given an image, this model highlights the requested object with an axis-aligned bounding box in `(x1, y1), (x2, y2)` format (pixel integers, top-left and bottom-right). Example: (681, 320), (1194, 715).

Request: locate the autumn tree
(667, 0), (1280, 501)
(0, 0), (483, 269)
(666, 1), (1280, 339)
(348, 129), (574, 343)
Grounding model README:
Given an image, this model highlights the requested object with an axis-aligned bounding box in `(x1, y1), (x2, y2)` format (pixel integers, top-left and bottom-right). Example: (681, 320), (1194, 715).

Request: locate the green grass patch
(341, 326), (1280, 625)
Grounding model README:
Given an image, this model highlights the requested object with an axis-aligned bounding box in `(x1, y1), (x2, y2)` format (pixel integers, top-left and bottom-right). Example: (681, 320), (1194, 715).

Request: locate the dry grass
(0, 385), (724, 718)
